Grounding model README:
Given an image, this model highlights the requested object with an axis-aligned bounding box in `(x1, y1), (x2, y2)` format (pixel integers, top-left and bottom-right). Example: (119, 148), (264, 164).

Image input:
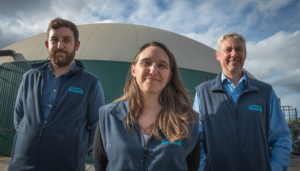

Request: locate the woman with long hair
(93, 42), (200, 171)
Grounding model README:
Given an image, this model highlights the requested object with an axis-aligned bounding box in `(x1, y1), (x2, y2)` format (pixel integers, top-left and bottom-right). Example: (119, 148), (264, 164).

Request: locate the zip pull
(141, 148), (148, 162)
(234, 106), (237, 118)
(40, 121), (47, 137)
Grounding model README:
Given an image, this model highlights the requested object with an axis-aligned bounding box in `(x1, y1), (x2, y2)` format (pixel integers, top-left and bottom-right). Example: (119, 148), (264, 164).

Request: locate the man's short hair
(216, 31), (246, 53)
(47, 18), (79, 42)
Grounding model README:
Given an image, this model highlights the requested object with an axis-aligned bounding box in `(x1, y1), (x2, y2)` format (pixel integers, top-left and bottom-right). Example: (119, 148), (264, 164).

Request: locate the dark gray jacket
(196, 73), (272, 171)
(95, 100), (200, 171)
(8, 60), (104, 171)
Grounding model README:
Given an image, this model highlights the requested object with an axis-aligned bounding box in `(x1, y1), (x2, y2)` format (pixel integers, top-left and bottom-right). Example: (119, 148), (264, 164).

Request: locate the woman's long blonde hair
(115, 41), (196, 143)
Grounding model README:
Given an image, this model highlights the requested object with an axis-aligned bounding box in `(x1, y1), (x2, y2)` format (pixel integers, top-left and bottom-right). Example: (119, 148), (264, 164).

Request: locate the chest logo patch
(161, 138), (182, 146)
(69, 87), (83, 94)
(249, 105), (262, 112)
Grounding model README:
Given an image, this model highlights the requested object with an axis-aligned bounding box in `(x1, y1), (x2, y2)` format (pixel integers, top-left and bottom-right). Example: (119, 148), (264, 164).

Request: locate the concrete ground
(0, 156), (10, 171)
(1, 154), (299, 171)
(289, 153), (300, 171)
(86, 164), (95, 171)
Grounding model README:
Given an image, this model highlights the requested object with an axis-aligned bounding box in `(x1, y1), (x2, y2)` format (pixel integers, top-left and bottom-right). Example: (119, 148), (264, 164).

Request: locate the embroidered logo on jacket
(69, 87), (83, 94)
(249, 105), (262, 112)
(161, 138), (182, 146)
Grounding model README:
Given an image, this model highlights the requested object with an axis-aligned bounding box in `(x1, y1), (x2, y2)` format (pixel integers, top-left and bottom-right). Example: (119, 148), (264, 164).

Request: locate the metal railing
(0, 129), (16, 132)
(282, 106), (300, 154)
(281, 106), (298, 127)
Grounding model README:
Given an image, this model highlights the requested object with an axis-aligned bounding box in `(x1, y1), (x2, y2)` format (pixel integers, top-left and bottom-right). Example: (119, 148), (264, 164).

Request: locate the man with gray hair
(193, 32), (292, 171)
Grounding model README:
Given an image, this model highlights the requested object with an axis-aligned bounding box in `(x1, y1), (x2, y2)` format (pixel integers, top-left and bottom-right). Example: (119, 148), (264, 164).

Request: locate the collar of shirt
(47, 61), (77, 78)
(221, 72), (247, 89)
(221, 72), (247, 103)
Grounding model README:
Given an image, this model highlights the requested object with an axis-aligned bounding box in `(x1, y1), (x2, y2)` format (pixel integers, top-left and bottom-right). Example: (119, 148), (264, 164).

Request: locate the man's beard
(48, 49), (75, 67)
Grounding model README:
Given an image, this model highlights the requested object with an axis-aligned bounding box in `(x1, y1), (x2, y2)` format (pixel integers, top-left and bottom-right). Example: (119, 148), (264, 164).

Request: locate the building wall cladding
(0, 60), (217, 163)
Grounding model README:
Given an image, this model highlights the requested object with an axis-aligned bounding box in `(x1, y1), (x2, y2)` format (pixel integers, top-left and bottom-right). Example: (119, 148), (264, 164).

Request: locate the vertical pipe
(296, 108), (298, 128)
(289, 106), (291, 124)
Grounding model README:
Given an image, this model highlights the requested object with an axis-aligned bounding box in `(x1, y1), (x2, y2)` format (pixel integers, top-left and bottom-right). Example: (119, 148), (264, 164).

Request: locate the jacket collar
(31, 59), (85, 75)
(210, 72), (260, 92)
(110, 100), (130, 121)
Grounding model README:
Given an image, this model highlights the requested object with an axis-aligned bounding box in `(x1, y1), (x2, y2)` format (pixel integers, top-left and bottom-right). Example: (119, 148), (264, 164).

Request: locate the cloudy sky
(1, 0), (300, 113)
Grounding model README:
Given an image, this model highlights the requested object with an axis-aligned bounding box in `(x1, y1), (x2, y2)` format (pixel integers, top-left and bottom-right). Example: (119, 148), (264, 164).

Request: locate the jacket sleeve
(186, 133), (201, 171)
(93, 122), (108, 171)
(87, 80), (105, 156)
(193, 93), (206, 171)
(14, 80), (24, 131)
(268, 89), (292, 171)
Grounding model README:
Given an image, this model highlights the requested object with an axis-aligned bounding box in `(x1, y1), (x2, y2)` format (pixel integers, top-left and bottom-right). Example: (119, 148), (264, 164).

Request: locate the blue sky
(0, 0), (300, 113)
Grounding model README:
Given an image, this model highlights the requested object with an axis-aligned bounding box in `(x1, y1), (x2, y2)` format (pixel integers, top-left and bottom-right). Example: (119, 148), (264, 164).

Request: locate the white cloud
(255, 0), (293, 17)
(245, 30), (300, 109)
(245, 30), (300, 80)
(273, 69), (300, 92)
(1, 0), (297, 48)
(183, 24), (225, 49)
(80, 0), (135, 24)
(127, 0), (161, 25)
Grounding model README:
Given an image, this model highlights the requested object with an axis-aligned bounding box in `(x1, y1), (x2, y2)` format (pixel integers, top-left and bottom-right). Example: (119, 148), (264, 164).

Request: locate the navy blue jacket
(196, 73), (272, 171)
(8, 60), (104, 171)
(95, 100), (200, 171)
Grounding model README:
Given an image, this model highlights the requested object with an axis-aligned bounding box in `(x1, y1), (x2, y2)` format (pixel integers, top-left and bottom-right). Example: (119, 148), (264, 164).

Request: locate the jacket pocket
(10, 132), (18, 160)
(74, 130), (81, 168)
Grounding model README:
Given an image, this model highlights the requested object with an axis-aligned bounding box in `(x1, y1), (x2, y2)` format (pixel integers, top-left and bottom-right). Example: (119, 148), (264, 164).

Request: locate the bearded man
(8, 18), (105, 171)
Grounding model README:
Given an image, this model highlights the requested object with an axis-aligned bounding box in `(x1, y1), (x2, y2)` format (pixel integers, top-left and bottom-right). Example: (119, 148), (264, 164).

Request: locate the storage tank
(0, 23), (254, 162)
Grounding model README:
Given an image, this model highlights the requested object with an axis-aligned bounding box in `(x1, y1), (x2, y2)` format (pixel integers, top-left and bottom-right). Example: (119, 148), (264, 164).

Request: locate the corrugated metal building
(0, 23), (254, 162)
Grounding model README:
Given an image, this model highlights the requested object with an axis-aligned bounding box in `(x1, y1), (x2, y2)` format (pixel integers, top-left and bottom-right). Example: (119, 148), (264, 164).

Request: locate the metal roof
(0, 23), (254, 77)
